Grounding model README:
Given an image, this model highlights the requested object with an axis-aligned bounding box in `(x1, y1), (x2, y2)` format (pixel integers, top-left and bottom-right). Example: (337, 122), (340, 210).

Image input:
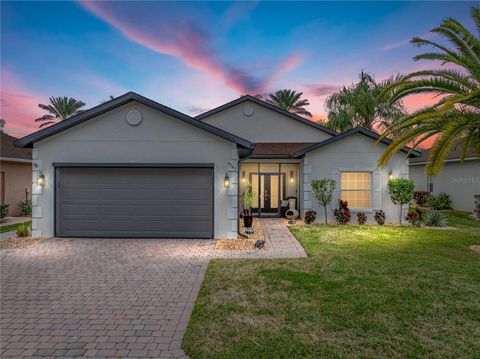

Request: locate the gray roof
(1, 132), (32, 160)
(292, 127), (421, 158)
(409, 143), (478, 164)
(14, 92), (253, 149)
(196, 95), (338, 136)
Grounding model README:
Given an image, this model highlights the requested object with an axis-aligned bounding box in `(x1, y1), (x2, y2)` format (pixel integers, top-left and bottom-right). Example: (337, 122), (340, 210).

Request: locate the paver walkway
(0, 219), (305, 358)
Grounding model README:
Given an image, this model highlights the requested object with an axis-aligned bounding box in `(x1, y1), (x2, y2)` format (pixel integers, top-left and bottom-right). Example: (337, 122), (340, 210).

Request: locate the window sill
(349, 208), (374, 213)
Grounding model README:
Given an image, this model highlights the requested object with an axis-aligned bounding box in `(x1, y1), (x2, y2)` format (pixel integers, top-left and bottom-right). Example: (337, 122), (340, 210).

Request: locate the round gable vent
(126, 109), (142, 126)
(243, 104), (255, 117)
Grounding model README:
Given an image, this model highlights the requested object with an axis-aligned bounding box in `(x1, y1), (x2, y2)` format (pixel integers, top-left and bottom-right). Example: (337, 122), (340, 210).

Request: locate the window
(341, 172), (372, 209)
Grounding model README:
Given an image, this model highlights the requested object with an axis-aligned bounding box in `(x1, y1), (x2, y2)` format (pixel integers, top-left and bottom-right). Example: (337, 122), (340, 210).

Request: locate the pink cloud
(0, 69), (45, 138)
(380, 32), (435, 52)
(304, 83), (337, 97)
(79, 1), (300, 94)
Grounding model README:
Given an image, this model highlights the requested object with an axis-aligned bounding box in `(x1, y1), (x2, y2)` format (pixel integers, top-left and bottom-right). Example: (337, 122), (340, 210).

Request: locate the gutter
(0, 157), (33, 164)
(409, 157), (479, 166)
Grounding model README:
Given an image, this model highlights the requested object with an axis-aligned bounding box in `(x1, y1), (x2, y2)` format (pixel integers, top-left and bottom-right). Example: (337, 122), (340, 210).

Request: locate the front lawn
(184, 212), (480, 358)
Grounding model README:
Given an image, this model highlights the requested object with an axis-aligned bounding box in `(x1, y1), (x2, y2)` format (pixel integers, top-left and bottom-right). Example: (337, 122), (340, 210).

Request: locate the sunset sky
(1, 1), (473, 138)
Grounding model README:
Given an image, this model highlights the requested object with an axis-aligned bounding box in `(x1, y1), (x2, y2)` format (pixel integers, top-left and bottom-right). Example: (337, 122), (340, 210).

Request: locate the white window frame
(339, 170), (373, 212)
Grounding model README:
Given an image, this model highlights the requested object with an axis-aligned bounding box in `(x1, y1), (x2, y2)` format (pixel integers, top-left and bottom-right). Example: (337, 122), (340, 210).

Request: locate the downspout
(237, 146), (254, 239)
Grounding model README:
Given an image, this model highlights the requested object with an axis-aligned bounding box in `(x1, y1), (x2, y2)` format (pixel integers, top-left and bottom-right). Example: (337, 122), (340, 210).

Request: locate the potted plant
(241, 182), (255, 231)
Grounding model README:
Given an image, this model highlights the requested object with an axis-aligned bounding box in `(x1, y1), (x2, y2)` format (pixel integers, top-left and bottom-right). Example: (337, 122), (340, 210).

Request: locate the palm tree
(325, 71), (406, 133)
(267, 89), (313, 117)
(378, 6), (480, 176)
(35, 96), (86, 128)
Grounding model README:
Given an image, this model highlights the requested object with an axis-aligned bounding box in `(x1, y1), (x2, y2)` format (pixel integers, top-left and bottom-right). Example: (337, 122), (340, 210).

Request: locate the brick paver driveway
(1, 219), (306, 358)
(1, 238), (213, 358)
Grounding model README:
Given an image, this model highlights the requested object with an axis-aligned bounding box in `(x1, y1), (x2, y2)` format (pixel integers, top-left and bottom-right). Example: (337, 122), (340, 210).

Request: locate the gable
(38, 101), (237, 145)
(198, 98), (335, 143)
(15, 92), (252, 149)
(293, 128), (420, 158)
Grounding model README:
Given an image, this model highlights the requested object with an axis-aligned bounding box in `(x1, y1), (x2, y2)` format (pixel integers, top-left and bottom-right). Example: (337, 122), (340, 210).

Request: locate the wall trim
(52, 162), (215, 168)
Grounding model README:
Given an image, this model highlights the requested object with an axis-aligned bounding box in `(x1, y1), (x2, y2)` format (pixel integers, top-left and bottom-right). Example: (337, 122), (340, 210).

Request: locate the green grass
(184, 211), (480, 359)
(0, 220), (31, 233)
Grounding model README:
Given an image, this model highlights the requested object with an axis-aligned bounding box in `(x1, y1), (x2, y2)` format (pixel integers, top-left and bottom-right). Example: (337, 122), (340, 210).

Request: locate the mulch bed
(216, 218), (266, 250)
(215, 239), (260, 250)
(0, 237), (50, 249)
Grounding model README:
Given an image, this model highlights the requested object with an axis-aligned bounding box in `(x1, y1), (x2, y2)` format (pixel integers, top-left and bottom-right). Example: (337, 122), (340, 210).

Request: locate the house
(1, 132), (32, 216)
(409, 146), (480, 211)
(15, 92), (420, 239)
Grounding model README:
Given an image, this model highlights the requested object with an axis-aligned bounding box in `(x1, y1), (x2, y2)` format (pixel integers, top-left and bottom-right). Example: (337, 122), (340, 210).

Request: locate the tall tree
(35, 96), (86, 128)
(379, 6), (480, 175)
(267, 89), (313, 117)
(325, 71), (406, 133)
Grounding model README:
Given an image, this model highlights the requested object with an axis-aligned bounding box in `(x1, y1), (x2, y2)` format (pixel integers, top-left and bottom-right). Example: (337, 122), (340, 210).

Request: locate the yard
(184, 211), (480, 358)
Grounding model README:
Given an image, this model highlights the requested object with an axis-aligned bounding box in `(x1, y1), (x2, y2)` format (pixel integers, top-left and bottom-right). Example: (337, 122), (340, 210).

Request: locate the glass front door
(251, 173), (284, 216)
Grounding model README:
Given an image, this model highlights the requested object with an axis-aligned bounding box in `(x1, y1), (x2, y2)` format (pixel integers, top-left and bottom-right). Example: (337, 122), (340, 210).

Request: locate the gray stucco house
(15, 92), (420, 239)
(409, 146), (480, 211)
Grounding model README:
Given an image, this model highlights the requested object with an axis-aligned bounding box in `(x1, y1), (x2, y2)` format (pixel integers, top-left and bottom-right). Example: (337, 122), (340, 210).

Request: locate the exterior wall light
(224, 174), (230, 188)
(241, 170), (246, 183)
(290, 170), (294, 183)
(37, 172), (45, 187)
(388, 170), (394, 180)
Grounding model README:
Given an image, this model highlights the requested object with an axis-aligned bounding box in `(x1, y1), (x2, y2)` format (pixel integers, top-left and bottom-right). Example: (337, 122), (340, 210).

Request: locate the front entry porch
(239, 161), (300, 217)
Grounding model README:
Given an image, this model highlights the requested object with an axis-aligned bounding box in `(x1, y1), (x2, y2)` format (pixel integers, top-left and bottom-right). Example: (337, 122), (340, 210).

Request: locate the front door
(251, 173), (284, 216)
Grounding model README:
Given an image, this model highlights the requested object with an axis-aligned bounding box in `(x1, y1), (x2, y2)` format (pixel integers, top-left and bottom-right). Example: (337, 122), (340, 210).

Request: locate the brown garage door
(55, 166), (214, 238)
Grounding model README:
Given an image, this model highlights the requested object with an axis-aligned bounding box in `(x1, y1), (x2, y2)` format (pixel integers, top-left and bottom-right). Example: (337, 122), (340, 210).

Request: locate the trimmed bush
(334, 200), (351, 224)
(357, 212), (367, 225)
(413, 191), (429, 206)
(18, 200), (32, 217)
(374, 210), (385, 225)
(427, 193), (452, 210)
(304, 210), (317, 224)
(424, 211), (448, 227)
(387, 178), (415, 225)
(0, 204), (9, 220)
(16, 222), (31, 237)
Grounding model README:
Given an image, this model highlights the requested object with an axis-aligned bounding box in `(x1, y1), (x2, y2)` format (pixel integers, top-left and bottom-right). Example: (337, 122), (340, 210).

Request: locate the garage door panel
(56, 167), (214, 238)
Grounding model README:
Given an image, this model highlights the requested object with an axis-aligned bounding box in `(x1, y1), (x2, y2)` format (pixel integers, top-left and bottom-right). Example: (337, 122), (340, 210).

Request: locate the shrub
(304, 210), (317, 224)
(0, 204), (9, 220)
(413, 219), (423, 227)
(311, 178), (336, 224)
(413, 191), (429, 206)
(423, 211), (448, 227)
(407, 209), (418, 224)
(357, 212), (367, 225)
(374, 210), (385, 225)
(334, 200), (351, 224)
(18, 200), (32, 217)
(387, 178), (415, 225)
(407, 207), (423, 224)
(427, 192), (452, 210)
(16, 222), (30, 237)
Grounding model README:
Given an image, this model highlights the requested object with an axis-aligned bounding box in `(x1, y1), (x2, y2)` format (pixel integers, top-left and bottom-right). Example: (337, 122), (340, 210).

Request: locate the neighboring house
(409, 146), (480, 211)
(1, 132), (32, 216)
(15, 92), (419, 239)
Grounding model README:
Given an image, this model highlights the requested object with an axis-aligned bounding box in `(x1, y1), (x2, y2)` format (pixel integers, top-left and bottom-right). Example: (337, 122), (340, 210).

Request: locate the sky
(0, 1), (474, 138)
